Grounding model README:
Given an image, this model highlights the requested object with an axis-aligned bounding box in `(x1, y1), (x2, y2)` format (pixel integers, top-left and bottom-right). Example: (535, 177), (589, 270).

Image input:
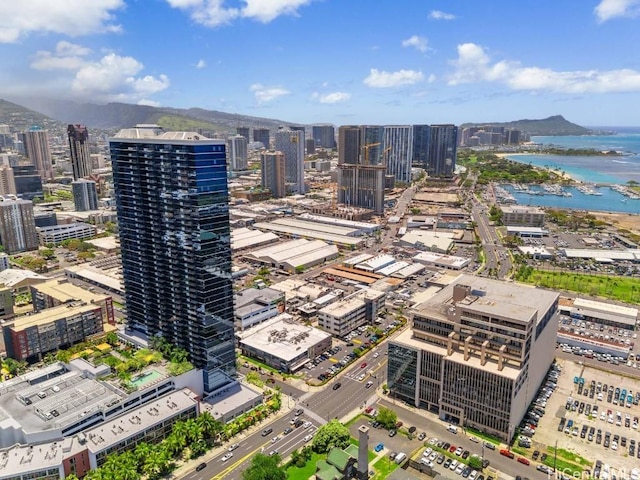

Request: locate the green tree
(295, 265), (304, 274)
(105, 331), (119, 346)
(311, 419), (351, 453)
(376, 406), (398, 430)
(197, 411), (223, 444)
(39, 247), (55, 259)
(469, 455), (483, 470)
(242, 453), (286, 480)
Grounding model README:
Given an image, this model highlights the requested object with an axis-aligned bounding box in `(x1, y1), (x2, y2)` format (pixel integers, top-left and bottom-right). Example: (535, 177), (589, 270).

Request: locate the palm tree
(143, 448), (169, 479)
(197, 411), (223, 444)
(134, 441), (152, 471)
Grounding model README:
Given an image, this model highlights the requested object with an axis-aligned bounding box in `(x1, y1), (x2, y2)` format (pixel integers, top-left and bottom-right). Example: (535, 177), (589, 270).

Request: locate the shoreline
(495, 153), (577, 183)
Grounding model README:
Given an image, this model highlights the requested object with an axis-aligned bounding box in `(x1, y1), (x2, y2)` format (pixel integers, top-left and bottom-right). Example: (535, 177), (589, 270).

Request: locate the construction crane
(361, 142), (381, 165)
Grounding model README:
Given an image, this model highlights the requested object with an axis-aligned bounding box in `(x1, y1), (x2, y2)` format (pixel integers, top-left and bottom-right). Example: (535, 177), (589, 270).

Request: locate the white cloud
(0, 0), (124, 43)
(195, 59), (207, 69)
(428, 74), (437, 83)
(71, 53), (170, 102)
(311, 91), (351, 104)
(363, 69), (424, 88)
(448, 42), (640, 93)
(249, 83), (290, 104)
(402, 35), (428, 53)
(429, 10), (456, 20)
(138, 99), (162, 107)
(594, 0), (640, 22)
(165, 0), (314, 27)
(31, 41), (92, 71)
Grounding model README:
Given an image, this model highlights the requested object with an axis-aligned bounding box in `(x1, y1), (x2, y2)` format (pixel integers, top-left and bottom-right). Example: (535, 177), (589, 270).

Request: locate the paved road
(376, 398), (550, 480)
(471, 200), (512, 279)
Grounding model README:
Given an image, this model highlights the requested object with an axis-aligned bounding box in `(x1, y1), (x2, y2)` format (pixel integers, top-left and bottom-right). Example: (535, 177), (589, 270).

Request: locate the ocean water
(502, 129), (640, 213)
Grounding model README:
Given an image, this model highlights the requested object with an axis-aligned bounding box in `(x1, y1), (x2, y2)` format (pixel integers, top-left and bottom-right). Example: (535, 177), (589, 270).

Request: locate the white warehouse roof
(355, 254), (395, 272)
(376, 261), (410, 277)
(231, 227), (279, 251)
(343, 253), (374, 266)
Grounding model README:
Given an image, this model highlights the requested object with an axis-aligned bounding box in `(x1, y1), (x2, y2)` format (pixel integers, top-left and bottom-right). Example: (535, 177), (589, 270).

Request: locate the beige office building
(388, 275), (558, 440)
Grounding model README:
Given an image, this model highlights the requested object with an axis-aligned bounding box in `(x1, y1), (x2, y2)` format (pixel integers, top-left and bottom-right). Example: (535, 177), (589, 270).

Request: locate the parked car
(375, 443), (384, 452)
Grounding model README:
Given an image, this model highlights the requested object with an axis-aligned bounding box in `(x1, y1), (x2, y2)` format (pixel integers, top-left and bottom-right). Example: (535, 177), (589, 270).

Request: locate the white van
(447, 424), (458, 434)
(394, 452), (407, 464)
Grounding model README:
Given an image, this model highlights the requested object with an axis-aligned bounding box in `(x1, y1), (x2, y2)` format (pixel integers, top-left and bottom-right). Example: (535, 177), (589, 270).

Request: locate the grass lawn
(542, 453), (583, 475)
(518, 270), (640, 303)
(466, 427), (501, 445)
(548, 446), (591, 466)
(372, 455), (399, 479)
(286, 452), (324, 480)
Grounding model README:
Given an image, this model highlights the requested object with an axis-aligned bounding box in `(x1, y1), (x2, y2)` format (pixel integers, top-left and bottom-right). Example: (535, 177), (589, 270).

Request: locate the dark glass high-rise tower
(427, 124), (458, 177)
(110, 126), (236, 393)
(67, 124), (92, 180)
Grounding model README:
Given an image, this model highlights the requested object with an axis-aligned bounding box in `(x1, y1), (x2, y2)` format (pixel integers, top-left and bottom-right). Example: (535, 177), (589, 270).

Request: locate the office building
(67, 124), (93, 180)
(0, 165), (16, 195)
(317, 289), (386, 337)
(72, 179), (99, 211)
(0, 252), (9, 271)
(312, 125), (336, 149)
(387, 275), (558, 440)
(261, 150), (286, 198)
(0, 199), (39, 254)
(110, 125), (236, 393)
(338, 125), (361, 165)
(236, 126), (250, 142)
(13, 165), (43, 200)
(20, 127), (54, 180)
(426, 125), (458, 177)
(337, 125), (385, 213)
(234, 287), (285, 331)
(253, 128), (270, 149)
(412, 125), (430, 168)
(306, 138), (316, 154)
(384, 125), (413, 184)
(275, 129), (305, 194)
(505, 129), (521, 145)
(3, 303), (105, 361)
(500, 206), (545, 227)
(228, 134), (248, 171)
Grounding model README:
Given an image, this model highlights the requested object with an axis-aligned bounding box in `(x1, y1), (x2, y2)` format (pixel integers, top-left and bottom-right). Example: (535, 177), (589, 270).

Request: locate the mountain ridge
(460, 115), (591, 136)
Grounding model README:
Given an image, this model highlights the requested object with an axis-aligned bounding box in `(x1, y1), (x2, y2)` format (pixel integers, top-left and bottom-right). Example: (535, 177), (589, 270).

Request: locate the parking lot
(528, 357), (640, 471)
(304, 322), (397, 384)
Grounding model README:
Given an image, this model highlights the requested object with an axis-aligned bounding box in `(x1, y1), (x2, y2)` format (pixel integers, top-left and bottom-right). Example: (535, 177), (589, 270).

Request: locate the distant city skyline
(1, 1), (640, 126)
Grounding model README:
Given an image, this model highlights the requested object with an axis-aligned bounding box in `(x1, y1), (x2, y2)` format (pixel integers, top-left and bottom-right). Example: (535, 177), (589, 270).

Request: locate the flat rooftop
(239, 314), (331, 362)
(32, 278), (110, 305)
(8, 303), (102, 331)
(319, 289), (385, 317)
(416, 274), (558, 325)
(85, 389), (198, 453)
(0, 365), (126, 436)
(573, 297), (638, 319)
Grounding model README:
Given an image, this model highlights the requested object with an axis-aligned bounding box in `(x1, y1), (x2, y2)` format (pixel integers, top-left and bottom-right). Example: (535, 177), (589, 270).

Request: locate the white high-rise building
(228, 134), (248, 171)
(384, 125), (413, 184)
(274, 129), (305, 194)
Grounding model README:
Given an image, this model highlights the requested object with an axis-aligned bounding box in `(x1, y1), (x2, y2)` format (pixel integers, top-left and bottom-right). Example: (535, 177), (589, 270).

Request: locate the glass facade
(387, 342), (418, 404)
(110, 135), (236, 392)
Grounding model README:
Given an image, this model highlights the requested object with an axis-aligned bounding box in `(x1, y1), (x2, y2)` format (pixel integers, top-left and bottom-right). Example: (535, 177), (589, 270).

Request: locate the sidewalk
(169, 391), (296, 479)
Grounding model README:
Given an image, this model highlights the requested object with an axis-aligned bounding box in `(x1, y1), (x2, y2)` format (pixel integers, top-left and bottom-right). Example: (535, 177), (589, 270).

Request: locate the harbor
(497, 183), (640, 214)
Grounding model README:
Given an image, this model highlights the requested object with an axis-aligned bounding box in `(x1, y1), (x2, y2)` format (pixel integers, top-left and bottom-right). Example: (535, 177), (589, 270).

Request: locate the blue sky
(1, 0), (640, 126)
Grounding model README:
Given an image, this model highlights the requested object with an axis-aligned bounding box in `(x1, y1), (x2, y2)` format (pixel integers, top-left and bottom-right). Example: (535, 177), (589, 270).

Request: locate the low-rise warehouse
(253, 218), (363, 248)
(413, 252), (471, 270)
(246, 239), (339, 273)
(399, 231), (456, 253)
(238, 314), (332, 372)
(231, 227), (279, 251)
